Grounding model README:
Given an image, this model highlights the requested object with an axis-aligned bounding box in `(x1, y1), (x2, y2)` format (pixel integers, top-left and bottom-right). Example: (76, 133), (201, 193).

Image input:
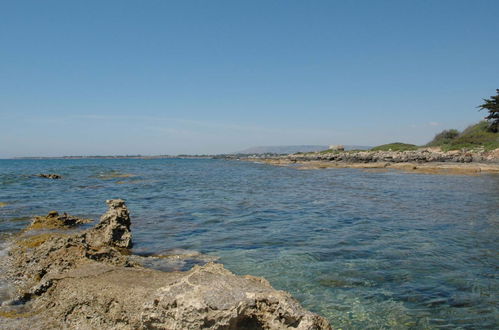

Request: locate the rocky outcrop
(240, 148), (499, 174)
(84, 199), (132, 249)
(27, 211), (92, 230)
(1, 200), (330, 329)
(36, 174), (62, 179)
(240, 148), (499, 165)
(288, 149), (483, 163)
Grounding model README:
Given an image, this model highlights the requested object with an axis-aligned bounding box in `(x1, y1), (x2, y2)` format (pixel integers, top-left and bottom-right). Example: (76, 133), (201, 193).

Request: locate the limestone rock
(140, 262), (331, 329)
(1, 200), (331, 329)
(85, 199), (132, 249)
(286, 148), (499, 164)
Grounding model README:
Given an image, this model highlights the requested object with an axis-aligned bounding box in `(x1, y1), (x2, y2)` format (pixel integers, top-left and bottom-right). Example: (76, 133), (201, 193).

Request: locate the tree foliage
(478, 89), (499, 132)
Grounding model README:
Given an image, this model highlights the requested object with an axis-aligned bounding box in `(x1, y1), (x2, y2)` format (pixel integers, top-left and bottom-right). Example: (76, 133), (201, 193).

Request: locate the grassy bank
(370, 143), (419, 152)
(308, 121), (498, 155)
(426, 121), (499, 151)
(360, 121), (498, 152)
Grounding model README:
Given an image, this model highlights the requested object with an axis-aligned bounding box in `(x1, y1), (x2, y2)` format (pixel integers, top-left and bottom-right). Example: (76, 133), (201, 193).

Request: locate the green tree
(478, 89), (499, 132)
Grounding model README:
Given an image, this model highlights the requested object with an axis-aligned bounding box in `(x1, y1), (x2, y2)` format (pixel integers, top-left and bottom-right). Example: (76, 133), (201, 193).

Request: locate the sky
(1, 0), (499, 157)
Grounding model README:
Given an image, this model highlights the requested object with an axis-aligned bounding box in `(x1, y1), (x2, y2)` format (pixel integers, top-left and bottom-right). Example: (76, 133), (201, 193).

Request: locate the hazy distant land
(11, 145), (373, 159)
(236, 145), (372, 155)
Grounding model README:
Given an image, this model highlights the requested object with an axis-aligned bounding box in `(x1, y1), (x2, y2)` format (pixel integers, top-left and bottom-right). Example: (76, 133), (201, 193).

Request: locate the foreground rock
(1, 200), (330, 329)
(36, 174), (62, 179)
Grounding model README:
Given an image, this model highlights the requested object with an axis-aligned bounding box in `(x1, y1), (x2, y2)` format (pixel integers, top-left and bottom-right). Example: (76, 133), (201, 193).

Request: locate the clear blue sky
(1, 0), (498, 157)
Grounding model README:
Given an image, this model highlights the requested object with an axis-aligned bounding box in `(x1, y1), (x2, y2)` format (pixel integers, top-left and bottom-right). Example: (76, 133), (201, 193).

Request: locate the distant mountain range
(235, 145), (372, 155)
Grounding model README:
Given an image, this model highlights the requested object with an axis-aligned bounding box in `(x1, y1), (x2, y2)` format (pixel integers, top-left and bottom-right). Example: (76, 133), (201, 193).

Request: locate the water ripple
(0, 159), (498, 329)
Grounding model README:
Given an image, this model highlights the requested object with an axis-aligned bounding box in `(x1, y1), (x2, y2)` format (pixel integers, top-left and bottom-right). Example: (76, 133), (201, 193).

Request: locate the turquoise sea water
(0, 159), (498, 329)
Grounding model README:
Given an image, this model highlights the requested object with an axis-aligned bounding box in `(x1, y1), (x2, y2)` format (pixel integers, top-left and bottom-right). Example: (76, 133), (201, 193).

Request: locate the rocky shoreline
(0, 200), (330, 329)
(241, 148), (499, 175)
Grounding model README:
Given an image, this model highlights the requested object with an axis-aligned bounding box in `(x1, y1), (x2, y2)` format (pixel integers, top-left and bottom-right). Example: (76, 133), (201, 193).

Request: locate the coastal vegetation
(370, 143), (419, 152)
(368, 117), (498, 153)
(314, 91), (499, 154)
(427, 121), (499, 151)
(479, 89), (499, 132)
(426, 129), (460, 147)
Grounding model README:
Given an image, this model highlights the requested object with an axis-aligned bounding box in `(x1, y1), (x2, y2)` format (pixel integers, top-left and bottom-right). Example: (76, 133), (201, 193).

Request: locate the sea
(0, 158), (498, 329)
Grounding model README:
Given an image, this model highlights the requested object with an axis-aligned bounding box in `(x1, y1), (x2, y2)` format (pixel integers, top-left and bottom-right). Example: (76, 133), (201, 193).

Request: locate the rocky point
(0, 199), (331, 329)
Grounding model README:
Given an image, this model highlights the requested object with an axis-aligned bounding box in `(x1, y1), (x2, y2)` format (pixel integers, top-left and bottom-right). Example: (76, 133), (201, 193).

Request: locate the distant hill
(236, 145), (372, 155)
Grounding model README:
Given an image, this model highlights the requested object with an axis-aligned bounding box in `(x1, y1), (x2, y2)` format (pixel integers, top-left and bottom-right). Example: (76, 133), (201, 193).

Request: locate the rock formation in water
(36, 174), (62, 179)
(1, 200), (331, 329)
(236, 148), (499, 164)
(288, 149), (482, 163)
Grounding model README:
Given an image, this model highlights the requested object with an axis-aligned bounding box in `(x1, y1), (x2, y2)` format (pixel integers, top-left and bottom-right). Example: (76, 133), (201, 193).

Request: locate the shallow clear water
(0, 159), (498, 329)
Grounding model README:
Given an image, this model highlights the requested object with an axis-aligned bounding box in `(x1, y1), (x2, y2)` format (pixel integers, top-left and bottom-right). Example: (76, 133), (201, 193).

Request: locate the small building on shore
(328, 145), (345, 151)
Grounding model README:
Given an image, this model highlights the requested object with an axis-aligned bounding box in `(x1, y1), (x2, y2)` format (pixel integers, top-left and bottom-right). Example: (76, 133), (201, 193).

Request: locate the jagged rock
(19, 262), (329, 329)
(1, 200), (331, 329)
(140, 262), (330, 329)
(37, 174), (62, 179)
(85, 199), (132, 249)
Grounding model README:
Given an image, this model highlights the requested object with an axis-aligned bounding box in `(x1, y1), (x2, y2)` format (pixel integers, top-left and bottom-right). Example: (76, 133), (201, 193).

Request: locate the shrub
(426, 129), (460, 147)
(371, 143), (419, 151)
(442, 121), (499, 151)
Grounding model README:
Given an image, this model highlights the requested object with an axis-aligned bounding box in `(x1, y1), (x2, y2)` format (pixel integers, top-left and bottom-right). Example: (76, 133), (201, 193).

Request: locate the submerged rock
(96, 171), (136, 180)
(36, 174), (62, 179)
(1, 200), (330, 329)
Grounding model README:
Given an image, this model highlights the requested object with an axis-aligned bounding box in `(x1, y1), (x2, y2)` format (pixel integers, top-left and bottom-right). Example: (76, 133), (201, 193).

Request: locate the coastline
(239, 148), (499, 175)
(251, 159), (499, 175)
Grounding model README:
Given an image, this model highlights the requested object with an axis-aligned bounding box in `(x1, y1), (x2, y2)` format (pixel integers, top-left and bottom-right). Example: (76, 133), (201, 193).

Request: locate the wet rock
(36, 174), (62, 179)
(1, 200), (331, 329)
(27, 211), (92, 230)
